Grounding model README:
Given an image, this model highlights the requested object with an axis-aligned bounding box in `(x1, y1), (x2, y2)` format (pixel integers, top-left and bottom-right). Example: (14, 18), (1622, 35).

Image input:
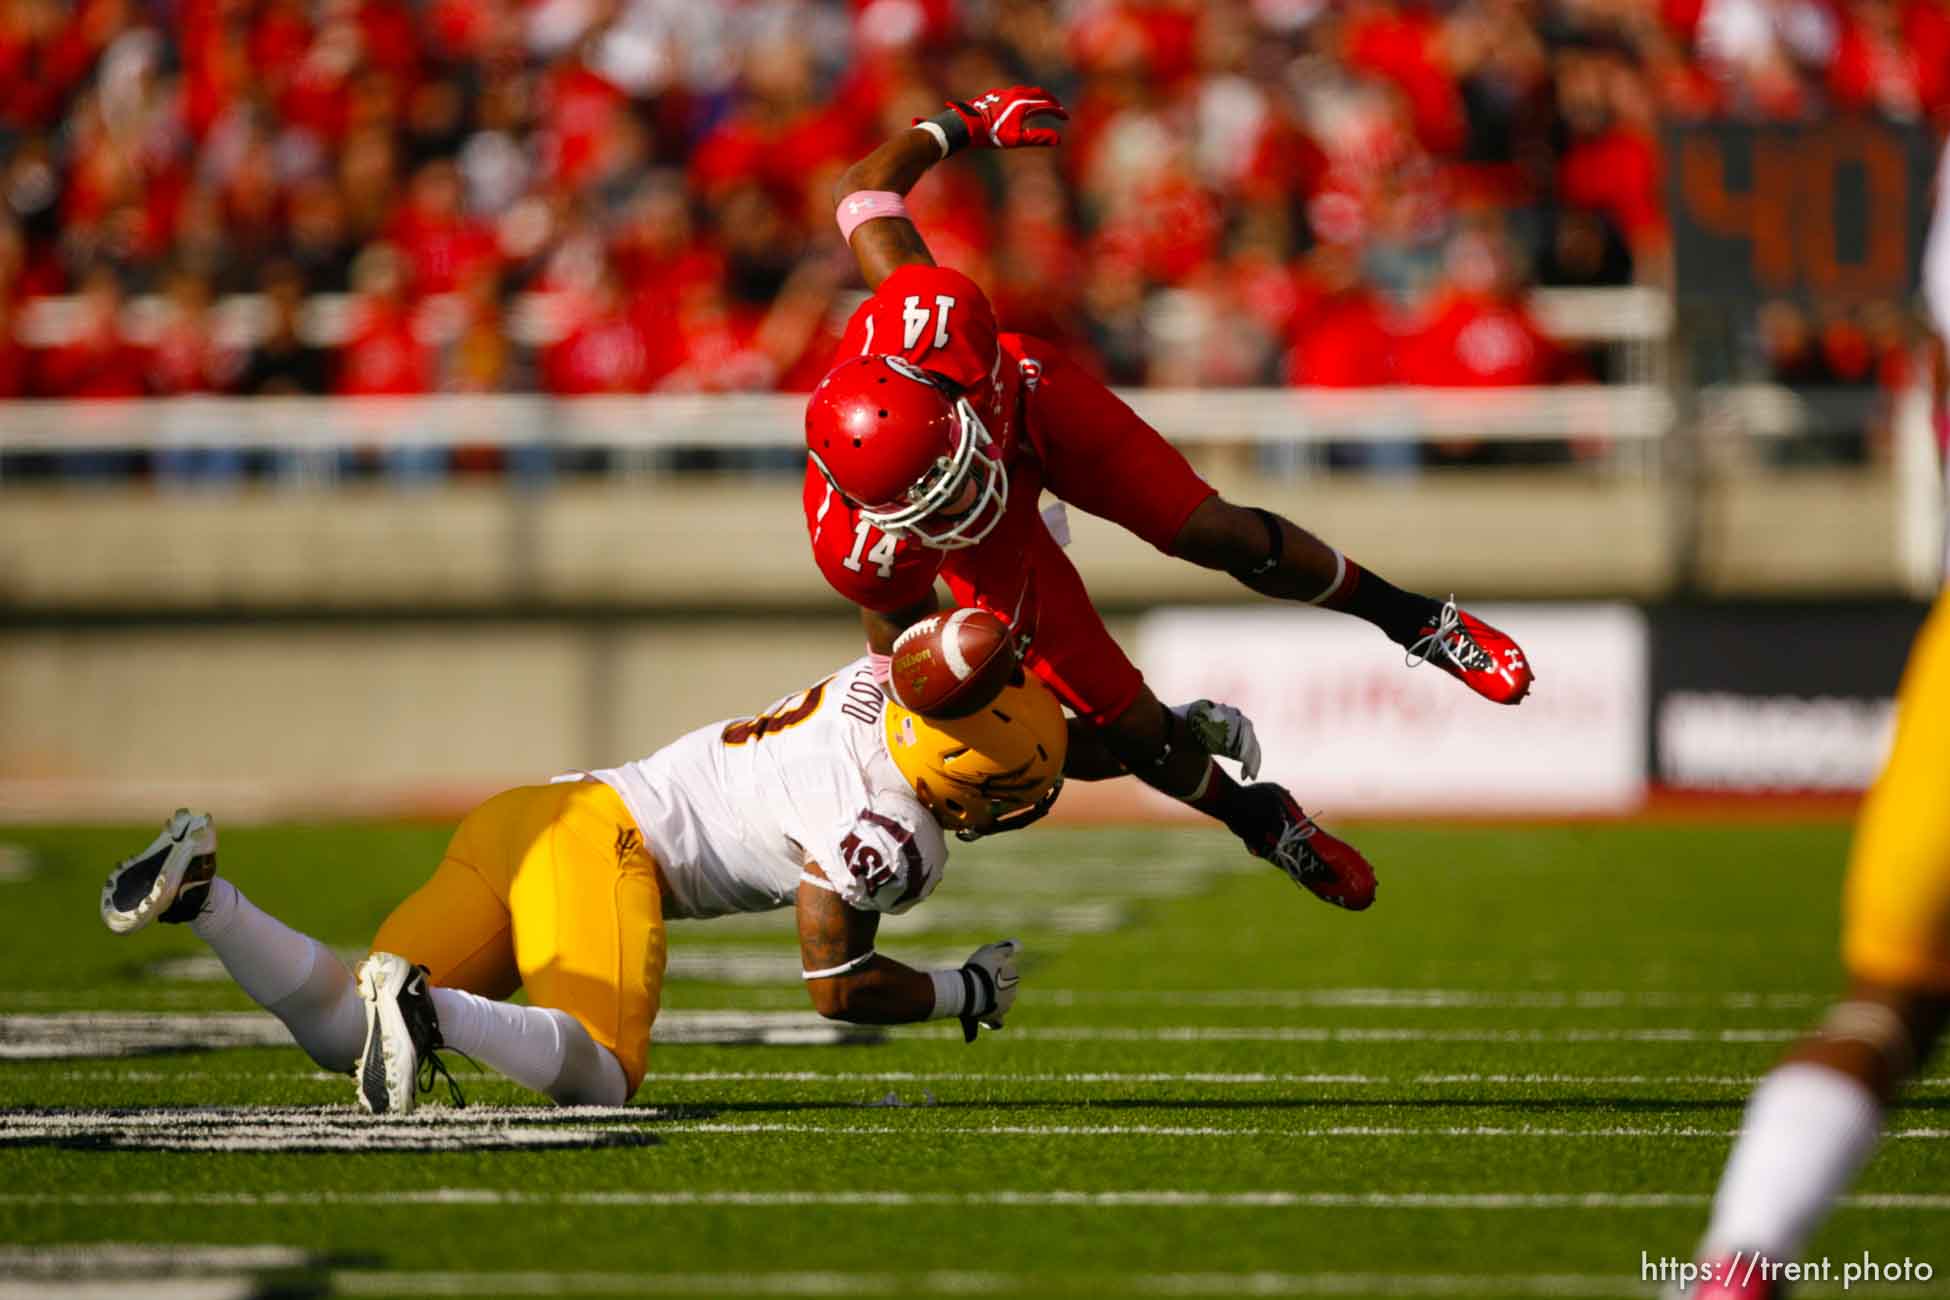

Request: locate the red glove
(923, 86), (1068, 154)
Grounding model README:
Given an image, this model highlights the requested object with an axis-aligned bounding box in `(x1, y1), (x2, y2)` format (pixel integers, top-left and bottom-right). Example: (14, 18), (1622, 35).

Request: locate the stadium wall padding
(0, 602), (1932, 822)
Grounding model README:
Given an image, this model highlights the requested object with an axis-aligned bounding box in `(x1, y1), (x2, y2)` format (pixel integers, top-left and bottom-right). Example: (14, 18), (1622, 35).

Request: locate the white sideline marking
(0, 1243), (309, 1300)
(331, 1271), (1010, 1297)
(3, 1012), (1817, 1060)
(1000, 1027), (1802, 1043)
(1042, 989), (1825, 1010)
(0, 1282), (261, 1300)
(8, 1189), (1950, 1211)
(667, 1121), (1950, 1140)
(0, 843), (36, 882)
(0, 1010), (882, 1059)
(319, 1271), (1679, 1299)
(0, 1106), (660, 1152)
(40, 1067), (1950, 1092)
(0, 1244), (310, 1278)
(8, 1103), (1946, 1144)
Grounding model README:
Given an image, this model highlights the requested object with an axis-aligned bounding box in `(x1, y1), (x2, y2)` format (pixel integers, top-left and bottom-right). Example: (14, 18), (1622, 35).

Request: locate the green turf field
(2, 817), (1945, 1299)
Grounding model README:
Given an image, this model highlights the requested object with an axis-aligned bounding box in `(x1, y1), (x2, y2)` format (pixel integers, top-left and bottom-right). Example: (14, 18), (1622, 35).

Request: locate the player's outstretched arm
(796, 880), (1020, 1036)
(834, 86), (1068, 290)
(797, 880), (932, 1024)
(861, 592), (941, 656)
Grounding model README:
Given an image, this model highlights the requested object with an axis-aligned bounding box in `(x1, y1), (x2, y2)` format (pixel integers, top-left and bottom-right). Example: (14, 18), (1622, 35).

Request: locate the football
(888, 607), (1019, 718)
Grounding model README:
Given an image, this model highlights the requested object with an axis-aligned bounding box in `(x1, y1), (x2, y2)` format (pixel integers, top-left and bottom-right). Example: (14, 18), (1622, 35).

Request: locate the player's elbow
(832, 161), (874, 209)
(806, 976), (860, 1021)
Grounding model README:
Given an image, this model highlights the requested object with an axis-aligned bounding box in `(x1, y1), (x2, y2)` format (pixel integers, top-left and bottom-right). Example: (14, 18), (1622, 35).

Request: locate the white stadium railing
(0, 386), (1677, 452)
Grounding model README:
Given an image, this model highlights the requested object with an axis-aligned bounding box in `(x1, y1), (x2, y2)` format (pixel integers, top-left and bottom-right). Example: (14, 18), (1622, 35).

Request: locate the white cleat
(356, 952), (459, 1115)
(101, 809), (218, 934)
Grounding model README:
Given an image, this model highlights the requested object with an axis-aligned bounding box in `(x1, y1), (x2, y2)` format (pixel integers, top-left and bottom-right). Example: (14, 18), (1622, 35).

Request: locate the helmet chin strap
(954, 777), (1064, 842)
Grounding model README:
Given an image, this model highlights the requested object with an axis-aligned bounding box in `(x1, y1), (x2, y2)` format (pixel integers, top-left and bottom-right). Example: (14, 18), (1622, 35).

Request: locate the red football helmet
(804, 355), (1009, 549)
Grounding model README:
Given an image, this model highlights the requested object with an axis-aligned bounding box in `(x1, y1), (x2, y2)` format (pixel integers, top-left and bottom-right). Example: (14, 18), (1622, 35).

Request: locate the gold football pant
(1842, 591), (1950, 992)
(369, 781), (667, 1092)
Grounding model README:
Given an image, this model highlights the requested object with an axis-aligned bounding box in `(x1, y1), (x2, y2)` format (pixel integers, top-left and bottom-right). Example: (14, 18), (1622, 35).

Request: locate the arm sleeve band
(802, 949), (878, 981)
(925, 107), (973, 156)
(837, 191), (910, 244)
(1306, 549), (1349, 606)
(913, 120), (951, 158)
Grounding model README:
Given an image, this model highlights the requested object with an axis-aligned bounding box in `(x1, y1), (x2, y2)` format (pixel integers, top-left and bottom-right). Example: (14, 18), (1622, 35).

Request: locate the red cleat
(1232, 783), (1377, 911)
(1406, 597), (1534, 704)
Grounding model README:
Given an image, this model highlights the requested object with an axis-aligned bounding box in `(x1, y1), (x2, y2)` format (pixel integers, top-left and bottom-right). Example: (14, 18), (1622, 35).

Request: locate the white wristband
(914, 120), (951, 159)
(928, 967), (972, 1019)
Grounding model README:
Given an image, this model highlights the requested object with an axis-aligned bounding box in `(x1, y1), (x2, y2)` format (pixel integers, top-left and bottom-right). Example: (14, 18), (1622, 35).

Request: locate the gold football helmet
(884, 667), (1068, 839)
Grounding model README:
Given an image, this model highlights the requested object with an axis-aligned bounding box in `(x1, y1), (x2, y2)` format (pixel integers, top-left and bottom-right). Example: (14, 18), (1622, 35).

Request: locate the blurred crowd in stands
(0, 0), (1935, 418)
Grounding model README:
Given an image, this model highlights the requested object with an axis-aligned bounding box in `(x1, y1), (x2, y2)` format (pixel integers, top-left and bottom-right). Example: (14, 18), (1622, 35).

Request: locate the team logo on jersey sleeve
(839, 809), (928, 910)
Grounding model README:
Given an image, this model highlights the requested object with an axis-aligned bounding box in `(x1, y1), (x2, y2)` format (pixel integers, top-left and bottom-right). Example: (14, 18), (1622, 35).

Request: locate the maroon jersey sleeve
(837, 265), (1000, 396)
(803, 463), (943, 613)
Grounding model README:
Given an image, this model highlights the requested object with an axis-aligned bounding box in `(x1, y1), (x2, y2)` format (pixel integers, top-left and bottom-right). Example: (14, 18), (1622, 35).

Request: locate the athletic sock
(1700, 1062), (1884, 1260)
(190, 878), (365, 1072)
(1184, 759), (1256, 832)
(1315, 559), (1440, 647)
(430, 987), (628, 1106)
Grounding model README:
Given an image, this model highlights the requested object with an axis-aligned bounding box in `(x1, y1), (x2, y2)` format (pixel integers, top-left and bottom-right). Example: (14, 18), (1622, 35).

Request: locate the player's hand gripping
(1171, 699), (1263, 780)
(929, 87), (1068, 153)
(959, 939), (1021, 1042)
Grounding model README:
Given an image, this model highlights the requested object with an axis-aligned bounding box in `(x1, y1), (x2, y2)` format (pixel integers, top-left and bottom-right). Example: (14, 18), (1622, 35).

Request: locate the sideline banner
(1650, 603), (1927, 793)
(1135, 604), (1647, 815)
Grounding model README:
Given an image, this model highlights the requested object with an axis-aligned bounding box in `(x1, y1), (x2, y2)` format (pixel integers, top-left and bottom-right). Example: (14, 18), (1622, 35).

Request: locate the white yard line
(9, 1265), (1944, 1300)
(1000, 1027), (1803, 1043)
(4, 1010), (1822, 1060)
(666, 1121), (1950, 1139)
(321, 1271), (1649, 1299)
(26, 1108), (1947, 1144)
(38, 1067), (1950, 1091)
(1040, 989), (1826, 1010)
(6, 1188), (1950, 1211)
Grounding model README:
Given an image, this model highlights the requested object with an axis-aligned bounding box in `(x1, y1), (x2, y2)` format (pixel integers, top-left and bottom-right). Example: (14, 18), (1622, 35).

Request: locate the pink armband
(869, 652), (893, 685)
(837, 191), (908, 244)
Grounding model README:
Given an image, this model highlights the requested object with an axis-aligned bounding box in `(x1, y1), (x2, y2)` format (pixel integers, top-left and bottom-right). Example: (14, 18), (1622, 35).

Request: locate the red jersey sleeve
(838, 265), (1000, 396)
(803, 463), (943, 613)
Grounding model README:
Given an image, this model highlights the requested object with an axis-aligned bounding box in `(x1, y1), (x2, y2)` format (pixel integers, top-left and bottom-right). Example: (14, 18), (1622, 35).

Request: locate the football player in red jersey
(802, 87), (1535, 912)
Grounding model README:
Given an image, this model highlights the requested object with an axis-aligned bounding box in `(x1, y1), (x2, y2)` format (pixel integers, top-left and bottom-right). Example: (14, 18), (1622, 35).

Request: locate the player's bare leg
(1171, 496), (1534, 704)
(1091, 687), (1376, 911)
(1689, 981), (1949, 1297)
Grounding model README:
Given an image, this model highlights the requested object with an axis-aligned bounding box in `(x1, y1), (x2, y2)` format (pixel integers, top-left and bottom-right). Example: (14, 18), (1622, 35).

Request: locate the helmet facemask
(854, 370), (1008, 551)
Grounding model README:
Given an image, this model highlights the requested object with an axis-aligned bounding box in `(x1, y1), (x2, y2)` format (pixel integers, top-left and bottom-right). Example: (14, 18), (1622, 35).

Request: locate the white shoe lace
(1404, 596), (1491, 674)
(1268, 814), (1325, 884)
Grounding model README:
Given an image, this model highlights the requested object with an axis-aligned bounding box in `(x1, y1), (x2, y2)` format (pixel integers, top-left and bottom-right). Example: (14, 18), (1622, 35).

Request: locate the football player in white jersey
(100, 657), (1067, 1113)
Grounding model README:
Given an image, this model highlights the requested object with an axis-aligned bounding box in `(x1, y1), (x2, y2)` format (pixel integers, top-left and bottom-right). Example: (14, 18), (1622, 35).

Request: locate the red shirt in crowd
(387, 204), (499, 297)
(543, 304), (650, 395)
(336, 303), (430, 395)
(39, 330), (148, 398)
(1286, 293), (1396, 388)
(1396, 292), (1564, 387)
(1558, 127), (1666, 251)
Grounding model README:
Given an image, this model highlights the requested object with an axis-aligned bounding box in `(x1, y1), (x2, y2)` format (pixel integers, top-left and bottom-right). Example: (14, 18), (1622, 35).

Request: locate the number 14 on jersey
(843, 519), (899, 579)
